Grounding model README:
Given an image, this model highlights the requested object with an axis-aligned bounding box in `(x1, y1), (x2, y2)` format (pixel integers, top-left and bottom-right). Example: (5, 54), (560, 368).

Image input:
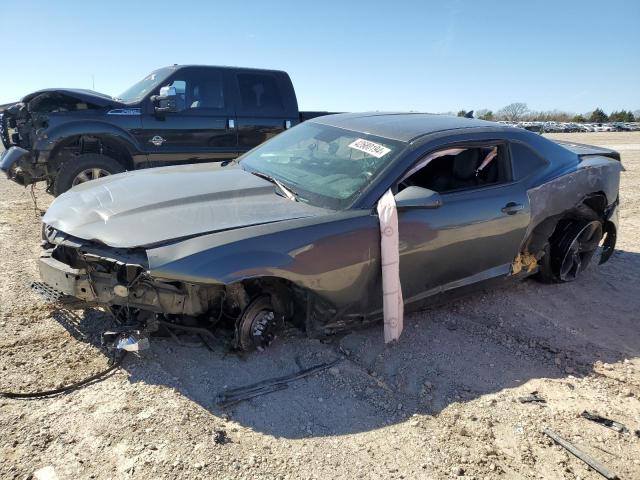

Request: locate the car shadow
(55, 248), (640, 439)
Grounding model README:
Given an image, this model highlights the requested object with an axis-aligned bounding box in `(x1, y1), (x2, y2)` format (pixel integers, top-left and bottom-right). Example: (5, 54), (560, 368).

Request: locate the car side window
(187, 71), (225, 110)
(509, 142), (548, 180)
(237, 73), (284, 113)
(398, 145), (511, 194)
(166, 71), (226, 112)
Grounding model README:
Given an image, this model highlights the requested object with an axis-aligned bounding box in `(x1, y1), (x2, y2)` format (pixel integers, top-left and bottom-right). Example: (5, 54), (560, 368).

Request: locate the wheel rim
(71, 168), (111, 186)
(250, 310), (277, 348)
(558, 221), (602, 281)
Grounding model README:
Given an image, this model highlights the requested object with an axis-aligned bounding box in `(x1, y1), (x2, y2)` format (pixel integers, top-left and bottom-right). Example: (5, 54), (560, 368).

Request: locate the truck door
(140, 67), (238, 166)
(232, 71), (297, 153)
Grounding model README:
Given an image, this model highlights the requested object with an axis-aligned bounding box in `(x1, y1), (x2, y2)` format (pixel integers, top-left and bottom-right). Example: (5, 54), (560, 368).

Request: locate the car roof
(161, 64), (288, 75)
(309, 112), (500, 142)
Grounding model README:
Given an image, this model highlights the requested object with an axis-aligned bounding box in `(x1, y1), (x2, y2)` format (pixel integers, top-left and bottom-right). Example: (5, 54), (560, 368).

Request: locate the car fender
(0, 146), (31, 178)
(521, 158), (622, 256)
(146, 211), (380, 311)
(34, 120), (143, 159)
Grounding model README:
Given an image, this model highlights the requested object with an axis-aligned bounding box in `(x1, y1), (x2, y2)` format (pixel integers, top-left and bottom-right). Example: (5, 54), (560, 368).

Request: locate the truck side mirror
(394, 186), (443, 209)
(151, 86), (178, 114)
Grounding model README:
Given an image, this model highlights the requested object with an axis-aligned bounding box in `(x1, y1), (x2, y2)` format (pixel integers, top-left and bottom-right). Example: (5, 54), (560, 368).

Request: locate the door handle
(501, 202), (524, 215)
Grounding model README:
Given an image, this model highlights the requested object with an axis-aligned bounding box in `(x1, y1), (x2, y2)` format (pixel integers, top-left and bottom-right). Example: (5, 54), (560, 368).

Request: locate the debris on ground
(33, 465), (59, 480)
(216, 359), (341, 407)
(213, 429), (231, 445)
(581, 410), (629, 434)
(517, 390), (546, 403)
(543, 428), (619, 480)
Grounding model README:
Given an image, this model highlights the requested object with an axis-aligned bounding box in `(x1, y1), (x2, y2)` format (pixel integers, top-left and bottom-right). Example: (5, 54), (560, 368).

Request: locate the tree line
(456, 104), (638, 123)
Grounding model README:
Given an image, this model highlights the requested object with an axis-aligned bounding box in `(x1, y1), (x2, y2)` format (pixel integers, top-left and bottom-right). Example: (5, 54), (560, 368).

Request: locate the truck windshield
(115, 68), (174, 104)
(240, 122), (405, 209)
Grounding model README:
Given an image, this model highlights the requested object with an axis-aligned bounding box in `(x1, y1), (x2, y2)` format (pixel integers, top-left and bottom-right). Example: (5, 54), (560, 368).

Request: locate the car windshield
(115, 68), (174, 104)
(240, 122), (405, 209)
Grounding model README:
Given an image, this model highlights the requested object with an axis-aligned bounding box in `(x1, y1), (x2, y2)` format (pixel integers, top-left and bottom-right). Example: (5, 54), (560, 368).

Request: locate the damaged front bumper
(38, 251), (95, 301)
(37, 242), (224, 318)
(0, 146), (36, 186)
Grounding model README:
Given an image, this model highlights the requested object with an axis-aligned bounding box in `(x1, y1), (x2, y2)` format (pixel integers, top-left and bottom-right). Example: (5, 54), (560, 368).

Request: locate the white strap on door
(377, 189), (404, 343)
(401, 148), (467, 182)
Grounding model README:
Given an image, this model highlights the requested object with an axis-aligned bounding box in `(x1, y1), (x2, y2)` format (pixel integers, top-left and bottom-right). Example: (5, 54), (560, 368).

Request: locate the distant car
(36, 113), (621, 350)
(611, 123), (631, 132)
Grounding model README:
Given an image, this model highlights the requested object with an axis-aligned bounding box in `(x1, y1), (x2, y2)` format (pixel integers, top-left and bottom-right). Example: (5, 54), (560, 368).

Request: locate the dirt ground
(1, 132), (639, 480)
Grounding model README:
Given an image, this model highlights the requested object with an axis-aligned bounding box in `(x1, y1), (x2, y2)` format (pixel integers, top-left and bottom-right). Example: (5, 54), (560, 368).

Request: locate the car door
(232, 71), (295, 153)
(392, 142), (531, 308)
(139, 67), (238, 166)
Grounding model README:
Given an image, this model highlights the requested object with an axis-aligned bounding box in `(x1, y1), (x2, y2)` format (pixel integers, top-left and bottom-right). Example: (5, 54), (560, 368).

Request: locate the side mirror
(151, 86), (178, 114)
(394, 186), (442, 209)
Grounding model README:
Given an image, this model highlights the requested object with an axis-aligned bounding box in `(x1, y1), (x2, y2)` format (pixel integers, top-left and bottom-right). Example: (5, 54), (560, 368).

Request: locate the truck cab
(1, 65), (327, 195)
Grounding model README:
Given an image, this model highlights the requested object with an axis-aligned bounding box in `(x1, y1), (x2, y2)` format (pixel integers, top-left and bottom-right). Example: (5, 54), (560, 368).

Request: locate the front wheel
(236, 296), (281, 351)
(538, 219), (603, 283)
(53, 153), (125, 196)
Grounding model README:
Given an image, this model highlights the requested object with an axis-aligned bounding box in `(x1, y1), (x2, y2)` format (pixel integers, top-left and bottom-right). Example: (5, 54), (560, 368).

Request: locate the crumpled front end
(1, 89), (113, 187)
(37, 230), (224, 317)
(1, 102), (45, 185)
(0, 146), (36, 185)
(36, 224), (300, 351)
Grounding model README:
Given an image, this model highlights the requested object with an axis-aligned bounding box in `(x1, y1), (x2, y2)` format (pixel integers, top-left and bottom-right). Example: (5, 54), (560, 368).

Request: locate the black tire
(53, 153), (125, 196)
(236, 295), (281, 351)
(537, 219), (603, 283)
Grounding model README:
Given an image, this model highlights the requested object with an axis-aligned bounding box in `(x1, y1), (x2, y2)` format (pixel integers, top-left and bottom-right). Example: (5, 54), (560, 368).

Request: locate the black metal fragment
(216, 359), (341, 408)
(213, 429), (231, 445)
(581, 411), (629, 434)
(518, 391), (546, 403)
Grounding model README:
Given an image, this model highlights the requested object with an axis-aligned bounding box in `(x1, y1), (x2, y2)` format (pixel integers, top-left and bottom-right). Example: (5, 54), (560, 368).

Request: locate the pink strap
(476, 147), (498, 174)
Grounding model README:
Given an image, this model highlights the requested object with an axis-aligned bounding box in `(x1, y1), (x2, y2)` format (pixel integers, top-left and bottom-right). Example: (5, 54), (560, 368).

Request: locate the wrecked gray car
(36, 113), (621, 350)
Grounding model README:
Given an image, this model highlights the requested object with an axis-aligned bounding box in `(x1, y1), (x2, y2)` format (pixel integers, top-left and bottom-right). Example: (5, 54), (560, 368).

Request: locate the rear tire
(53, 153), (125, 196)
(537, 219), (603, 283)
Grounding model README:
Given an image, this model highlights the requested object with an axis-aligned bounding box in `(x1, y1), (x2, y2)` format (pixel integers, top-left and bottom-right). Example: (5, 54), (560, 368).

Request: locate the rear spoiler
(554, 140), (621, 162)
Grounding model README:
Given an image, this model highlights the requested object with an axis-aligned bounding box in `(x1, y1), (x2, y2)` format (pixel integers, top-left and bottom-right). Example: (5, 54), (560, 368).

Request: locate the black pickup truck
(0, 65), (331, 195)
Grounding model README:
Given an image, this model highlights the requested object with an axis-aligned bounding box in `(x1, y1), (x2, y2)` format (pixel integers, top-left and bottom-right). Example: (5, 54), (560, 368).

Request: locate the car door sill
(403, 263), (513, 307)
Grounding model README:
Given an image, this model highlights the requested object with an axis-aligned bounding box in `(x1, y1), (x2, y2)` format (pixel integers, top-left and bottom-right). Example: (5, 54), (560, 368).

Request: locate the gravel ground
(1, 132), (639, 480)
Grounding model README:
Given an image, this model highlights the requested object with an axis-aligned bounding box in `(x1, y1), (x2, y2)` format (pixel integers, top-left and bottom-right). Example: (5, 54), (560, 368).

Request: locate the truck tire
(53, 153), (125, 196)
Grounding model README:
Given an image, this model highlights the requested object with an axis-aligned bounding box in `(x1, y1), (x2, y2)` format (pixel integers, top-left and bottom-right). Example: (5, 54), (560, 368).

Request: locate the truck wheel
(53, 153), (125, 196)
(537, 219), (603, 283)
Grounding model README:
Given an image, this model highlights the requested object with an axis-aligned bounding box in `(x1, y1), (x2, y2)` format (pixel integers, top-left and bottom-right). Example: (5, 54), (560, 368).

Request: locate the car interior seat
(190, 85), (202, 109)
(427, 149), (481, 191)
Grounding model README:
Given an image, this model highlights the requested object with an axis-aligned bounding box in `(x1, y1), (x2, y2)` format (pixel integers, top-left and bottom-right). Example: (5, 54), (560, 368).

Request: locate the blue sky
(2, 0), (638, 114)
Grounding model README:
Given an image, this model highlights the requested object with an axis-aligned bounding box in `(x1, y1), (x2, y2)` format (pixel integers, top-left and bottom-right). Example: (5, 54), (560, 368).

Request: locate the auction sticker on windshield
(348, 138), (391, 158)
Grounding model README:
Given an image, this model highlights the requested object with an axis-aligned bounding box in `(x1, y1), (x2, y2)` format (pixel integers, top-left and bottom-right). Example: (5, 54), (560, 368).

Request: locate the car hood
(43, 164), (331, 248)
(22, 88), (122, 109)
